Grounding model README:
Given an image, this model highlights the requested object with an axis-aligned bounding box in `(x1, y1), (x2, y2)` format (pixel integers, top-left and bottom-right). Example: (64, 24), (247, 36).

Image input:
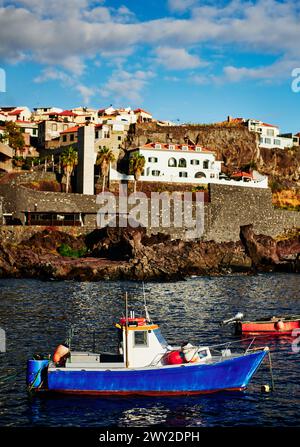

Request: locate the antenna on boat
(143, 282), (150, 322)
(125, 292), (129, 368)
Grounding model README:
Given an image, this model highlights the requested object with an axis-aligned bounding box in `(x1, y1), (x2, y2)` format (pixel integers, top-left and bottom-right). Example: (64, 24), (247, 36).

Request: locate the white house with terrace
(110, 142), (268, 188)
(247, 119), (298, 149)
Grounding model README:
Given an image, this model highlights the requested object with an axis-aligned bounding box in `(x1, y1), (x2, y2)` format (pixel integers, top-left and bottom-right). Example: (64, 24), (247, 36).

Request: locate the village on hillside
(0, 104), (300, 228)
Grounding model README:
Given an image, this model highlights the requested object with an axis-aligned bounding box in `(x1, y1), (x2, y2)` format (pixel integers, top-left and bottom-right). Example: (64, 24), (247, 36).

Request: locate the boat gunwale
(48, 349), (267, 373)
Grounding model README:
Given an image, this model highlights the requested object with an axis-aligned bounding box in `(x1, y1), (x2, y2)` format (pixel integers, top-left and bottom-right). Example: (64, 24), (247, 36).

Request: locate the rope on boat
(27, 366), (44, 393)
(267, 350), (275, 391)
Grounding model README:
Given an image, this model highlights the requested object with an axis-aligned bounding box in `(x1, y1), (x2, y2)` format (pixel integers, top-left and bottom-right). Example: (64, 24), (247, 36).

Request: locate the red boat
(221, 313), (300, 335)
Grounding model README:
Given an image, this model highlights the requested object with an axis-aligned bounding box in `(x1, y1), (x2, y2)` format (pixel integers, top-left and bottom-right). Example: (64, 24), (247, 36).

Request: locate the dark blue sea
(0, 274), (299, 427)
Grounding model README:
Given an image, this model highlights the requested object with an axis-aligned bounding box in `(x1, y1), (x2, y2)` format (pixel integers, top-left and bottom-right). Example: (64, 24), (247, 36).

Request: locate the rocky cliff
(0, 225), (299, 281)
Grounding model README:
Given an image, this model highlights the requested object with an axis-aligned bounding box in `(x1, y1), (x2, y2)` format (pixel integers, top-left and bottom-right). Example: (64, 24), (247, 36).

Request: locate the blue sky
(0, 0), (300, 132)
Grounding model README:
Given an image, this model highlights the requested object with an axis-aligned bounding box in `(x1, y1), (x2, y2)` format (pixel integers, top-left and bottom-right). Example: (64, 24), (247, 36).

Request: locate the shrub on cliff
(58, 243), (87, 258)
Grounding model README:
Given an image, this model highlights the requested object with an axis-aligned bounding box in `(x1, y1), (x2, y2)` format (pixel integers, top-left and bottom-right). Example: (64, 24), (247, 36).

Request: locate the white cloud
(34, 68), (72, 84)
(168, 0), (199, 13)
(34, 67), (97, 104)
(223, 58), (299, 83)
(75, 84), (96, 105)
(101, 69), (155, 103)
(155, 47), (207, 70)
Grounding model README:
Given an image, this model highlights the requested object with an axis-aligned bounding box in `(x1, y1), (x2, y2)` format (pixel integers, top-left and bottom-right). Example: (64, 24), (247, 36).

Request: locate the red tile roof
(8, 109), (24, 115)
(60, 126), (80, 134)
(58, 110), (78, 117)
(232, 171), (253, 179)
(137, 142), (215, 153)
(261, 122), (278, 128)
(134, 108), (152, 115)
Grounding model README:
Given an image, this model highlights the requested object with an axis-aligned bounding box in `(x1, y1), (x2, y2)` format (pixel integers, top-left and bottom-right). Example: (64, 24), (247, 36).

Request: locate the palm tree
(129, 153), (145, 192)
(96, 146), (115, 192)
(61, 146), (78, 193)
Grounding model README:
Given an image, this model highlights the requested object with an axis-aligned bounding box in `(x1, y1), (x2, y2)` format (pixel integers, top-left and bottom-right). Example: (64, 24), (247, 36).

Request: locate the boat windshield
(153, 328), (168, 348)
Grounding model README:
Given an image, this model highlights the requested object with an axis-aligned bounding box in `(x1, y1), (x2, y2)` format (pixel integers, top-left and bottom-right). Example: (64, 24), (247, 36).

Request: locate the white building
(129, 143), (222, 183)
(247, 119), (295, 149)
(15, 120), (39, 138)
(110, 142), (268, 188)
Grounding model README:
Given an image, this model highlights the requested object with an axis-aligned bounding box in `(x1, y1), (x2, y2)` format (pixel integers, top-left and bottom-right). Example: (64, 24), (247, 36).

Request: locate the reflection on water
(0, 274), (299, 427)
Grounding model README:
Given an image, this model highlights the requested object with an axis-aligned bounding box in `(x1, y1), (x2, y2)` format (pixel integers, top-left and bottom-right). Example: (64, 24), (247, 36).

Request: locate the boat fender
(275, 320), (284, 331)
(53, 344), (70, 365)
(182, 343), (200, 363)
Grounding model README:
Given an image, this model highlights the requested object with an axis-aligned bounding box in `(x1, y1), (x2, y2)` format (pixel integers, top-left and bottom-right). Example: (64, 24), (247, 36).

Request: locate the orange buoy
(275, 320), (284, 331)
(53, 344), (70, 364)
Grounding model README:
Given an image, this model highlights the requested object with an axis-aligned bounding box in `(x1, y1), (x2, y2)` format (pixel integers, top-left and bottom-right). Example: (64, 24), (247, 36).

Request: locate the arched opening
(168, 158), (177, 167)
(178, 158), (187, 168)
(195, 172), (206, 179)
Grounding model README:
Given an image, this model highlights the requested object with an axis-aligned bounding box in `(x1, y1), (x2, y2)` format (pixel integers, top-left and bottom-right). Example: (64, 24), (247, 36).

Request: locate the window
(266, 129), (274, 137)
(210, 173), (215, 178)
(203, 160), (209, 169)
(148, 157), (158, 163)
(168, 144), (175, 150)
(260, 137), (264, 143)
(62, 135), (67, 142)
(152, 170), (160, 176)
(134, 331), (148, 347)
(191, 159), (200, 165)
(118, 136), (122, 141)
(52, 123), (57, 131)
(63, 124), (68, 130)
(195, 146), (202, 152)
(265, 138), (271, 144)
(274, 139), (281, 146)
(70, 134), (74, 142)
(168, 158), (177, 167)
(155, 143), (161, 149)
(182, 145), (188, 151)
(179, 172), (188, 178)
(95, 131), (99, 139)
(178, 158), (187, 168)
(32, 129), (37, 136)
(195, 172), (206, 179)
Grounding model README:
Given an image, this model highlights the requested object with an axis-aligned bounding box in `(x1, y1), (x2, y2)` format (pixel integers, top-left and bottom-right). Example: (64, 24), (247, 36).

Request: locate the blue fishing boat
(27, 296), (271, 396)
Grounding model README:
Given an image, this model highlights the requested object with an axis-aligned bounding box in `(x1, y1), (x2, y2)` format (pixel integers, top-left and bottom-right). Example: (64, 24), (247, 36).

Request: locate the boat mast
(143, 282), (150, 322)
(125, 292), (129, 368)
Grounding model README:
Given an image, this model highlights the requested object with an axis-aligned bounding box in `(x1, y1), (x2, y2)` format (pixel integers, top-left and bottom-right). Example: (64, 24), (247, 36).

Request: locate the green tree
(61, 146), (78, 193)
(2, 121), (25, 154)
(96, 146), (115, 192)
(129, 153), (145, 192)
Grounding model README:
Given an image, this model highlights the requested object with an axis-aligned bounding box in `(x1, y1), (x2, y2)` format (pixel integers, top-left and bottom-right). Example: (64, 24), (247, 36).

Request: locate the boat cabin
(115, 316), (170, 368)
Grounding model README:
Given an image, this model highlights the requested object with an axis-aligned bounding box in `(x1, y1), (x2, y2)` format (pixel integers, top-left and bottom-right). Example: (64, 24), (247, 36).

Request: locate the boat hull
(42, 350), (267, 396)
(236, 320), (300, 335)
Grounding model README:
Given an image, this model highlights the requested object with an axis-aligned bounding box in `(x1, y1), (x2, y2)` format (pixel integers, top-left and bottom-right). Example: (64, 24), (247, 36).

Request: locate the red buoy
(163, 350), (185, 365)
